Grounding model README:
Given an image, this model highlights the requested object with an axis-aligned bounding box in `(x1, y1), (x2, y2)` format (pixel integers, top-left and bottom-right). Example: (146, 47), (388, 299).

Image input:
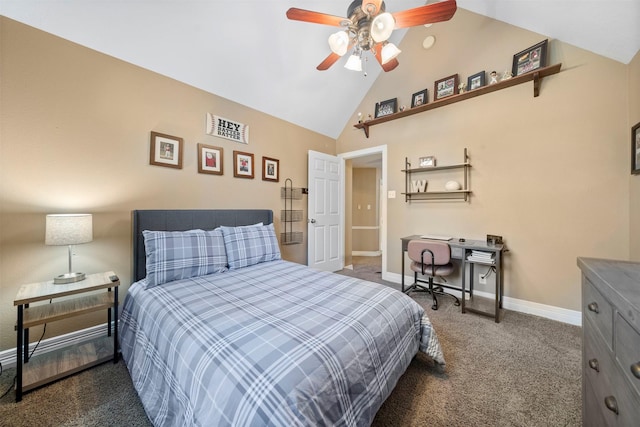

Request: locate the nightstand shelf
(14, 271), (119, 401)
(21, 336), (114, 392)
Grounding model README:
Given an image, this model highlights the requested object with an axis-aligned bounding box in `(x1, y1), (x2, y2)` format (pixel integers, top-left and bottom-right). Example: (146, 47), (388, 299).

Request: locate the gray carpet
(0, 257), (581, 426)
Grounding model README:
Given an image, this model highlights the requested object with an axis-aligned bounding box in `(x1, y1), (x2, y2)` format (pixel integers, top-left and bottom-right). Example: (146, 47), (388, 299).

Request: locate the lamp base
(53, 272), (86, 284)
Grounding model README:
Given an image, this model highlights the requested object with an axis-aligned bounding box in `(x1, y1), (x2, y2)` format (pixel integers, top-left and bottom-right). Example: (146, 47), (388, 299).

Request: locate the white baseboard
(383, 272), (582, 326)
(352, 251), (382, 257)
(0, 322), (113, 369)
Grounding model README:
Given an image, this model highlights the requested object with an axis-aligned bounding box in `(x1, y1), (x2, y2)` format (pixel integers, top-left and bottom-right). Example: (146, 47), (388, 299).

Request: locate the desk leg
(16, 305), (23, 402)
(461, 257), (466, 313)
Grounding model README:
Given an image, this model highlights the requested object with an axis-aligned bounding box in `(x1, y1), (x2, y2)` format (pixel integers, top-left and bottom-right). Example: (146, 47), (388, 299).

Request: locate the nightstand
(14, 271), (120, 401)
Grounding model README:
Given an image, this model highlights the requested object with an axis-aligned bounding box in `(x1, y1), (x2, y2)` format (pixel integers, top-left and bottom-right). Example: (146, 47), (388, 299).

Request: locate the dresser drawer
(583, 277), (613, 350)
(583, 375), (607, 427)
(584, 322), (640, 426)
(615, 313), (640, 396)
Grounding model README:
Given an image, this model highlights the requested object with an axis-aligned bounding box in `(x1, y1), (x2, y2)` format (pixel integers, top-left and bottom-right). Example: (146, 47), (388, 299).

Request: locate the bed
(120, 209), (444, 426)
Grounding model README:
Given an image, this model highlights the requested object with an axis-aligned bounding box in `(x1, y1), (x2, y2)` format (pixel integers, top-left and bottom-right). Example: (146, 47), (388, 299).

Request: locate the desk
(401, 235), (505, 323)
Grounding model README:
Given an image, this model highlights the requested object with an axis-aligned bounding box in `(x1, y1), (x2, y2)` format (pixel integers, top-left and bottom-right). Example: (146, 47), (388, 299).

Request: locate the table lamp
(45, 213), (93, 284)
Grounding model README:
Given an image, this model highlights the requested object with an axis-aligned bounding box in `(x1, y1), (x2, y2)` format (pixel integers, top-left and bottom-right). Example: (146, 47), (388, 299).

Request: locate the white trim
(0, 322), (113, 369)
(339, 145), (388, 282)
(352, 251), (382, 257)
(383, 272), (582, 326)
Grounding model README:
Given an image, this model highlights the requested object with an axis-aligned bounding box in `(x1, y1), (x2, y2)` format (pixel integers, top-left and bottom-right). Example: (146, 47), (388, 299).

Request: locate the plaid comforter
(120, 260), (444, 426)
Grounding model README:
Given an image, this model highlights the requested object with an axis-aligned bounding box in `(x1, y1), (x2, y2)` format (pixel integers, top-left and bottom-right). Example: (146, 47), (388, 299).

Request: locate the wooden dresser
(578, 258), (640, 426)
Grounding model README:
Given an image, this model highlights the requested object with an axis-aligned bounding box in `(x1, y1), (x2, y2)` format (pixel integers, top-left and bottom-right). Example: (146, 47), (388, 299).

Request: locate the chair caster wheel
(454, 301), (461, 306)
(431, 304), (438, 310)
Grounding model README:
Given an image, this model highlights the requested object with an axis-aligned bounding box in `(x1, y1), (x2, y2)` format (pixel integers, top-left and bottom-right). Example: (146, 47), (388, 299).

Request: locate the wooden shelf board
(402, 163), (470, 173)
(22, 336), (114, 392)
(23, 293), (114, 328)
(354, 63), (561, 137)
(14, 271), (118, 306)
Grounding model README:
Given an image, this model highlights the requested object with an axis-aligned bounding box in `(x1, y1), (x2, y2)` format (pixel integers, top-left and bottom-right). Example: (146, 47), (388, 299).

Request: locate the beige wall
(337, 9), (630, 312)
(630, 50), (640, 260)
(352, 168), (379, 252)
(0, 18), (335, 351)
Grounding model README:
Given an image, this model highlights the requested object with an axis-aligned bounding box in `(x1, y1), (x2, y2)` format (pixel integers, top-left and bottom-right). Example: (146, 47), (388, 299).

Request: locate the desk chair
(405, 239), (460, 310)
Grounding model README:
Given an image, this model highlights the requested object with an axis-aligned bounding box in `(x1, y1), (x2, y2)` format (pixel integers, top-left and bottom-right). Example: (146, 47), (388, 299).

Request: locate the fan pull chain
(363, 55), (368, 77)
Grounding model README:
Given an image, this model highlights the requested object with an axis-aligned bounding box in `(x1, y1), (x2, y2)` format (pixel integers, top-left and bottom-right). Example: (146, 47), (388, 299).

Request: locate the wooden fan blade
(393, 0), (457, 29)
(362, 0), (383, 15)
(374, 47), (400, 72)
(286, 8), (345, 27)
(317, 52), (342, 71)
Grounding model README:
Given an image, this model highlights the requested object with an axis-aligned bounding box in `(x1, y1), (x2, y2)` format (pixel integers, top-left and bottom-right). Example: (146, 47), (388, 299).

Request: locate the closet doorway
(339, 145), (387, 279)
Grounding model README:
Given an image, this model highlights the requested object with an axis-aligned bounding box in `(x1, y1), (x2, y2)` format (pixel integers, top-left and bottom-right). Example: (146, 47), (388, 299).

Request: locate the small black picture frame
(375, 98), (397, 118)
(632, 121), (640, 175)
(467, 71), (486, 91)
(512, 39), (548, 77)
(411, 89), (428, 108)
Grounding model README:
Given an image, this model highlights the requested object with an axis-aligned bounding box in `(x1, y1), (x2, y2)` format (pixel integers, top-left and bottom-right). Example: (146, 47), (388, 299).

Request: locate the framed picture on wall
(511, 39), (548, 77)
(150, 131), (183, 169)
(197, 143), (223, 175)
(262, 156), (279, 182)
(434, 74), (459, 100)
(467, 71), (486, 90)
(411, 89), (428, 108)
(374, 98), (397, 118)
(233, 150), (254, 179)
(632, 121), (640, 175)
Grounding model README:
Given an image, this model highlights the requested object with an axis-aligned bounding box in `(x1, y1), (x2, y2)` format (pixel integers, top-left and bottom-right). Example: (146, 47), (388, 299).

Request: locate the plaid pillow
(220, 223), (281, 270)
(143, 228), (228, 288)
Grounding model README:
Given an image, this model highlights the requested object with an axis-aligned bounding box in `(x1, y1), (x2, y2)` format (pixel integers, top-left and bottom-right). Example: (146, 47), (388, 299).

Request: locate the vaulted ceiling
(2, 1), (639, 139)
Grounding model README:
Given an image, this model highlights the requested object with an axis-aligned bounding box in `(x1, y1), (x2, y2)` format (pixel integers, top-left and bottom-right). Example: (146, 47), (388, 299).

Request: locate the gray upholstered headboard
(132, 209), (274, 282)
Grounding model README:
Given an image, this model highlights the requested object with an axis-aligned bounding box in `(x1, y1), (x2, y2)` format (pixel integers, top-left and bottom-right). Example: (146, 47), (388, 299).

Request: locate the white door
(308, 150), (343, 271)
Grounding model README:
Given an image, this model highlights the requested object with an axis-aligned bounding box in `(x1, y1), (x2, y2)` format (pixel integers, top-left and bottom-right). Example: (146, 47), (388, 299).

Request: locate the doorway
(338, 145), (387, 279)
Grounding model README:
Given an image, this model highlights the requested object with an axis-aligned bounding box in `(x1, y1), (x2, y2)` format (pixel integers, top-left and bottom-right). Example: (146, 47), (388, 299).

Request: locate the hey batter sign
(206, 113), (249, 144)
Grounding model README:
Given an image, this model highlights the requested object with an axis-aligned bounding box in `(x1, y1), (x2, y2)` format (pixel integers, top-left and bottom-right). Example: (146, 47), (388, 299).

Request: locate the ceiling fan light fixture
(344, 53), (362, 71)
(328, 31), (350, 56)
(381, 42), (401, 64)
(370, 12), (395, 43)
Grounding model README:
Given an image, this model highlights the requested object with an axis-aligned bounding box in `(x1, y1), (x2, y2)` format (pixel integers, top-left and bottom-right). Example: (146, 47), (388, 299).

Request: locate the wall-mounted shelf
(402, 148), (471, 202)
(355, 63), (561, 138)
(281, 178), (304, 245)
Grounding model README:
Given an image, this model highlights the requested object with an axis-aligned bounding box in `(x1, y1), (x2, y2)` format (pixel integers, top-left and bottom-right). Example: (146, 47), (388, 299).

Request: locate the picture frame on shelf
(512, 39), (548, 77)
(411, 89), (428, 108)
(375, 98), (397, 118)
(419, 156), (436, 167)
(434, 74), (459, 100)
(150, 131), (183, 169)
(467, 71), (486, 90)
(197, 143), (223, 175)
(262, 156), (279, 182)
(233, 150), (254, 179)
(632, 121), (640, 175)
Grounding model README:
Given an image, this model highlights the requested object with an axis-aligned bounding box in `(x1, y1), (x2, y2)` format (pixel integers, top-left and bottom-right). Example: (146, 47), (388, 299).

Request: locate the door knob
(309, 219), (316, 224)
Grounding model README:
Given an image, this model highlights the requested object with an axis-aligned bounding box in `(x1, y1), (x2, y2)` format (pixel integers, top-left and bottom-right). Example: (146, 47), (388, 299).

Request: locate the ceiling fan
(286, 0), (457, 72)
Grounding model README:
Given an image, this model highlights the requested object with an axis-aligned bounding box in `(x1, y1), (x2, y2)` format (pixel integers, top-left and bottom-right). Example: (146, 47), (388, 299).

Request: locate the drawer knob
(604, 396), (618, 414)
(631, 362), (640, 379)
(588, 358), (599, 372)
(587, 302), (599, 313)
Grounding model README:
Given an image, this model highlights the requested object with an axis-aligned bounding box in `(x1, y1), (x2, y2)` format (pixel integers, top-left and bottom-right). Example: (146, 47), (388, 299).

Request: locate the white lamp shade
(344, 54), (362, 71)
(381, 43), (401, 64)
(46, 214), (93, 246)
(370, 12), (395, 43)
(328, 31), (349, 56)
